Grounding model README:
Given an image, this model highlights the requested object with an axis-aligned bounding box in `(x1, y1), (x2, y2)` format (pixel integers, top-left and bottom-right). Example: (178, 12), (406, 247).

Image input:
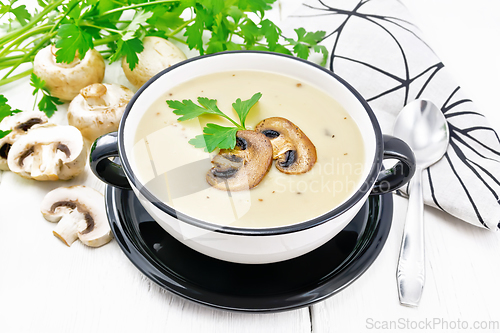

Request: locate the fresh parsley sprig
(30, 73), (63, 117)
(167, 92), (262, 153)
(0, 94), (22, 139)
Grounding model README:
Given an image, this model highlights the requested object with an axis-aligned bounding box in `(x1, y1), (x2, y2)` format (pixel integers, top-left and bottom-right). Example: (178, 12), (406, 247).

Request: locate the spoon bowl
(394, 100), (449, 168)
(393, 99), (449, 307)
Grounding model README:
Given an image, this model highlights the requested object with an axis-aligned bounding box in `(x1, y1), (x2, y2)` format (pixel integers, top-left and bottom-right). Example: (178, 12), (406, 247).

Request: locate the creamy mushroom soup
(133, 70), (365, 228)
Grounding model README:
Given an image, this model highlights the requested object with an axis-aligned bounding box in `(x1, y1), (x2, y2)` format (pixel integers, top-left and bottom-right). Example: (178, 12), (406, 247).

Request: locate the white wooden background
(1, 1), (500, 332)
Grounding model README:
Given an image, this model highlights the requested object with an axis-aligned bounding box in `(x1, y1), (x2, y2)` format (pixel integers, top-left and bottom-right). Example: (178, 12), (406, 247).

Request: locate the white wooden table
(1, 1), (500, 332)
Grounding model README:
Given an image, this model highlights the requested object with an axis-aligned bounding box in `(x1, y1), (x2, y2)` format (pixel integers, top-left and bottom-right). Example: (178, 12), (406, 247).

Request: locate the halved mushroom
(255, 117), (317, 174)
(7, 124), (86, 180)
(207, 130), (273, 191)
(33, 45), (106, 101)
(122, 36), (187, 89)
(67, 83), (134, 142)
(40, 186), (113, 247)
(0, 111), (48, 170)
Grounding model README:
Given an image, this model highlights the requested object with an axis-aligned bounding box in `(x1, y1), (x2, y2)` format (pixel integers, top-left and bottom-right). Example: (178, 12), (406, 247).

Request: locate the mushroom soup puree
(133, 71), (365, 228)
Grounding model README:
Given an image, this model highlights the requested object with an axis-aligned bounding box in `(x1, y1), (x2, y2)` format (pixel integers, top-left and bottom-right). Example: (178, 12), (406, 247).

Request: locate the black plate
(105, 186), (393, 312)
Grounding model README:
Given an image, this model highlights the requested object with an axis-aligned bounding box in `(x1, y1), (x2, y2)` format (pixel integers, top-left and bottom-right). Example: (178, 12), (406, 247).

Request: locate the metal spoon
(393, 99), (449, 307)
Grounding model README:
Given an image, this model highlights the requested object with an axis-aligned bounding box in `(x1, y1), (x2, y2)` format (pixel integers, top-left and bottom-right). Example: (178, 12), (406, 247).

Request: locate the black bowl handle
(90, 132), (131, 189)
(371, 134), (416, 195)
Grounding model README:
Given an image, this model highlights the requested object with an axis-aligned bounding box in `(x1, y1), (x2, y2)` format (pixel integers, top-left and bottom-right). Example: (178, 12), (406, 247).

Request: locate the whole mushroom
(255, 117), (317, 174)
(67, 83), (134, 142)
(122, 36), (187, 88)
(207, 130), (273, 191)
(40, 186), (113, 247)
(33, 45), (106, 101)
(7, 124), (86, 181)
(0, 111), (48, 170)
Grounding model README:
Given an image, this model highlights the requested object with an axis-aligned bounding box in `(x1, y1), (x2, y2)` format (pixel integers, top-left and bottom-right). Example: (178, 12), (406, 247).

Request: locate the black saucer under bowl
(105, 186), (393, 312)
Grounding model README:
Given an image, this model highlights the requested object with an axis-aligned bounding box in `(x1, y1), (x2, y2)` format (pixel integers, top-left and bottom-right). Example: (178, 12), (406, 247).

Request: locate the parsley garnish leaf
(232, 92), (262, 128)
(168, 92), (262, 152)
(189, 125), (239, 153)
(167, 98), (226, 122)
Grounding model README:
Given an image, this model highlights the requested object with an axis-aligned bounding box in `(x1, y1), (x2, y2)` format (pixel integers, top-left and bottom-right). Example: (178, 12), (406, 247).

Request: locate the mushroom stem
(52, 210), (85, 246)
(80, 83), (108, 107)
(31, 142), (62, 181)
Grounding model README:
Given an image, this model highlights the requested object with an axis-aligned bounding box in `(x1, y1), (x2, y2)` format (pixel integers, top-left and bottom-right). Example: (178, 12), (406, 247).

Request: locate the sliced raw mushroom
(255, 117), (317, 174)
(122, 36), (187, 88)
(40, 186), (113, 247)
(7, 124), (86, 180)
(207, 130), (273, 191)
(33, 45), (106, 101)
(67, 83), (134, 142)
(0, 111), (48, 170)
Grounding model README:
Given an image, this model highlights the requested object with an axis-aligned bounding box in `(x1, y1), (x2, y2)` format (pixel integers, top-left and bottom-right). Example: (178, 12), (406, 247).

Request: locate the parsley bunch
(167, 92), (262, 152)
(0, 0), (327, 115)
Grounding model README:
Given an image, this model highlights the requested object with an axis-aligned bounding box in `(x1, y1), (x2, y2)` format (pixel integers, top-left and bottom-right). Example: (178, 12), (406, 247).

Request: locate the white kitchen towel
(282, 0), (500, 231)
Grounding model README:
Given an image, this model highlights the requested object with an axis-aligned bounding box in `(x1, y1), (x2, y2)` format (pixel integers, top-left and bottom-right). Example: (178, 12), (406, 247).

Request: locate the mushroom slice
(33, 45), (106, 101)
(0, 111), (48, 170)
(40, 186), (113, 247)
(207, 131), (273, 191)
(122, 36), (187, 88)
(255, 117), (317, 174)
(7, 124), (86, 181)
(67, 83), (134, 142)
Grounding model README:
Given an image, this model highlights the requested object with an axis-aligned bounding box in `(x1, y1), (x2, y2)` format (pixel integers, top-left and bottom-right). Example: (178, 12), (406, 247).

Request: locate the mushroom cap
(40, 185), (113, 247)
(122, 36), (187, 88)
(33, 45), (106, 101)
(255, 117), (317, 174)
(0, 111), (48, 170)
(67, 83), (134, 142)
(7, 124), (86, 180)
(206, 130), (273, 191)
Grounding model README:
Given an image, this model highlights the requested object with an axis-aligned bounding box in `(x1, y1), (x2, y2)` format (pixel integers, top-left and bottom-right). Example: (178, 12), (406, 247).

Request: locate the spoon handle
(396, 167), (425, 307)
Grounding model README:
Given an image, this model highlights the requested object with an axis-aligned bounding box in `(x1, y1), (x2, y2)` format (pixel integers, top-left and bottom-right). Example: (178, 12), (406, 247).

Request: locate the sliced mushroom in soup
(255, 117), (317, 174)
(207, 131), (273, 191)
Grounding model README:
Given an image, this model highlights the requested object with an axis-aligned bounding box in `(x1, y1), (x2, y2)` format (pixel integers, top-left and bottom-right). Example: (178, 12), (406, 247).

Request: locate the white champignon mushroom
(33, 45), (106, 101)
(40, 186), (113, 247)
(122, 36), (187, 88)
(0, 111), (48, 170)
(7, 124), (86, 181)
(67, 83), (134, 142)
